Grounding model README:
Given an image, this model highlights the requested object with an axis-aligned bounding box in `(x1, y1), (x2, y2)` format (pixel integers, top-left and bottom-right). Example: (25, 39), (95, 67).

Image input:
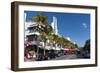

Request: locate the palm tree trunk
(44, 41), (46, 56)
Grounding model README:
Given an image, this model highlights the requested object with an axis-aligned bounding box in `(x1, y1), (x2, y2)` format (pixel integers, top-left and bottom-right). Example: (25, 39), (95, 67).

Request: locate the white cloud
(73, 42), (76, 44)
(82, 23), (87, 28)
(67, 37), (71, 41)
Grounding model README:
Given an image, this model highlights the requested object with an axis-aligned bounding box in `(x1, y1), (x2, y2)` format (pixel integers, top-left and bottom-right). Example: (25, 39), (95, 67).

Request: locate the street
(53, 54), (78, 60)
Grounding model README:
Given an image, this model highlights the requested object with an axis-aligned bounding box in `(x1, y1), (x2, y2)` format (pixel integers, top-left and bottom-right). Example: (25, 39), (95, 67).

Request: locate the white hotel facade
(24, 13), (63, 50)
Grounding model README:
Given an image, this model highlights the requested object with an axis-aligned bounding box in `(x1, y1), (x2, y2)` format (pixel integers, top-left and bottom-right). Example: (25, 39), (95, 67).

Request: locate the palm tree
(31, 13), (48, 33)
(31, 12), (53, 56)
(50, 34), (59, 50)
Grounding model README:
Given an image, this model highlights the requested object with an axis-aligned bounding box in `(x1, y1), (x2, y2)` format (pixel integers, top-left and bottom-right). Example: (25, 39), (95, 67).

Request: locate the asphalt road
(53, 54), (78, 60)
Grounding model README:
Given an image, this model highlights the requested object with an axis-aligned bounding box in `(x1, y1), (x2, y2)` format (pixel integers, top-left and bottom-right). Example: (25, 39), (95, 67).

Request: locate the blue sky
(24, 11), (90, 47)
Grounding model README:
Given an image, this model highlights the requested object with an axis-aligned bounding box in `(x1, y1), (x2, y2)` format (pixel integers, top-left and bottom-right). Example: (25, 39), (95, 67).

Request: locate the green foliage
(32, 12), (48, 25)
(27, 12), (79, 49)
(83, 39), (90, 52)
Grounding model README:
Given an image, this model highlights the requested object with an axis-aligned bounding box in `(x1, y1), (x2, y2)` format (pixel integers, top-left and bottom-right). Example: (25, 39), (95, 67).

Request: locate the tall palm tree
(31, 13), (48, 33)
(31, 12), (53, 56)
